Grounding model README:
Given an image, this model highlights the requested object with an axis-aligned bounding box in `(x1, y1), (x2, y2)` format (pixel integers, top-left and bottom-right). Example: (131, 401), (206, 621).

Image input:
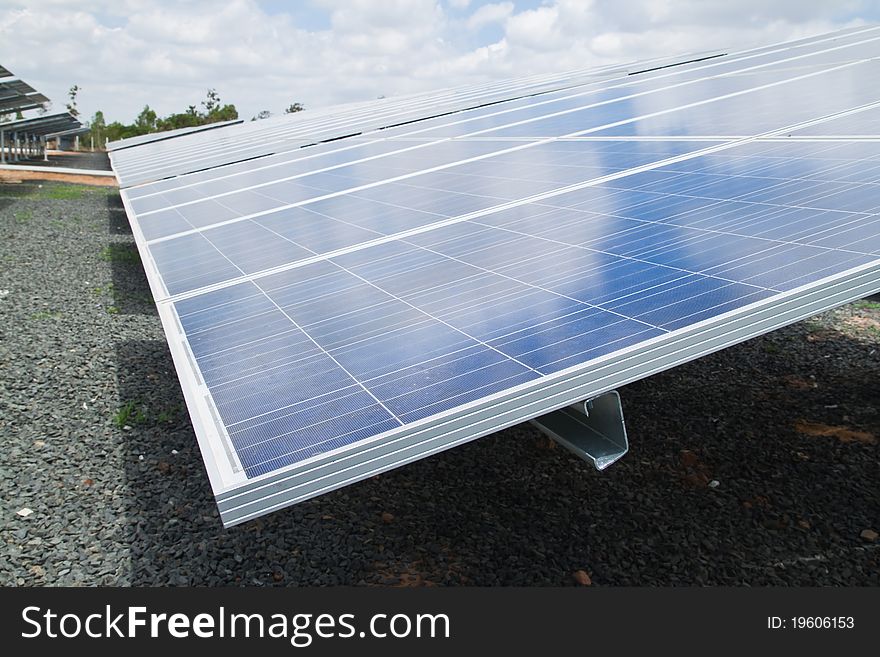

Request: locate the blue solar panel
(114, 26), (880, 525)
(168, 136), (880, 477)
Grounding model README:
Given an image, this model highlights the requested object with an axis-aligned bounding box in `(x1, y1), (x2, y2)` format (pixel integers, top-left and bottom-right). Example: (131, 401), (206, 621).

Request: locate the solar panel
(114, 26), (880, 526)
(106, 119), (245, 152)
(109, 25), (876, 190)
(0, 112), (81, 136)
(109, 51), (742, 188)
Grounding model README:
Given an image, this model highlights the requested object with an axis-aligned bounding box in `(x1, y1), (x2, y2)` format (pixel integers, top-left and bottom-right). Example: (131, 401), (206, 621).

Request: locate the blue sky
(1, 1), (877, 125)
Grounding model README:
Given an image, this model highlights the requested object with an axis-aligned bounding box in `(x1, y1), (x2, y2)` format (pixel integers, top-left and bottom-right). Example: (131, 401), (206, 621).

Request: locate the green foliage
(44, 186), (84, 200)
(114, 400), (146, 428)
(113, 401), (181, 428)
(101, 88), (249, 144)
(85, 110), (107, 149)
(66, 85), (80, 119)
(99, 244), (141, 264)
(135, 105), (158, 132)
(84, 88), (307, 147)
(31, 310), (62, 321)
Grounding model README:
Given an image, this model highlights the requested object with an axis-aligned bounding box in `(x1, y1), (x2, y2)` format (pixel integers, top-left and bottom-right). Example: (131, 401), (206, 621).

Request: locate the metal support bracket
(529, 390), (629, 470)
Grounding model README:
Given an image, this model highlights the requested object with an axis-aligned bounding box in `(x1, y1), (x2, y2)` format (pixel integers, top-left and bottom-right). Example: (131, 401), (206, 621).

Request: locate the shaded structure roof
(0, 77), (49, 115)
(0, 112), (82, 137)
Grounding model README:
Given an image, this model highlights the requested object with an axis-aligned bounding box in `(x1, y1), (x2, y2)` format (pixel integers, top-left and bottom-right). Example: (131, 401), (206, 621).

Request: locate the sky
(1, 0), (877, 125)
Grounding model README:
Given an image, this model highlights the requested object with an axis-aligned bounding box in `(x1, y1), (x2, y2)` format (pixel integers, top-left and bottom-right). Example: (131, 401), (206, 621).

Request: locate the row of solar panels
(112, 25), (880, 526)
(107, 48), (728, 187)
(0, 65), (83, 148)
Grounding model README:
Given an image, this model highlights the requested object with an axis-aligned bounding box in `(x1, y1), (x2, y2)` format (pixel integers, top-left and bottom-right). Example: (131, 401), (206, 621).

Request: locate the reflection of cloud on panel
(595, 59), (880, 137)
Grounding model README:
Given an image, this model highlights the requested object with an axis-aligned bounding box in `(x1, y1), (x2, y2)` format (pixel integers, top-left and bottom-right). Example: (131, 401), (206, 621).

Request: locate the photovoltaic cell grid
(113, 26), (880, 525)
(109, 25), (872, 190)
(106, 119), (244, 152)
(108, 61), (638, 187)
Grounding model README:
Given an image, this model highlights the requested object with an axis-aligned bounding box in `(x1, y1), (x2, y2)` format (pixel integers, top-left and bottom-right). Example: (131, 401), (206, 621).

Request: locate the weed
(99, 244), (140, 264)
(44, 186), (83, 200)
(853, 300), (880, 311)
(30, 310), (61, 320)
(114, 400), (146, 429)
(106, 305), (120, 314)
(156, 406), (184, 424)
(13, 209), (32, 223)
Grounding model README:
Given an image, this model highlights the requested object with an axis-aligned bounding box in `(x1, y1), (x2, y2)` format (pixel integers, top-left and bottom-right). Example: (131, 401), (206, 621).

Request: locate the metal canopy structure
(112, 26), (880, 526)
(0, 64), (72, 163)
(0, 79), (48, 114)
(0, 112), (82, 163)
(0, 112), (80, 136)
(0, 93), (49, 113)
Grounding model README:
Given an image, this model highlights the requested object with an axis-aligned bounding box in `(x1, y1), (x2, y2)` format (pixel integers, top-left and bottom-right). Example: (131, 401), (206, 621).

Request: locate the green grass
(853, 300), (880, 311)
(13, 209), (32, 223)
(114, 401), (147, 429)
(113, 401), (181, 428)
(30, 310), (62, 321)
(99, 244), (140, 264)
(43, 186), (84, 200)
(155, 405), (184, 424)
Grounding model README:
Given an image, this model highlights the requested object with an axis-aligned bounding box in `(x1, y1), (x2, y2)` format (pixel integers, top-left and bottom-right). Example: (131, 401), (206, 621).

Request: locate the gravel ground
(1, 181), (878, 587)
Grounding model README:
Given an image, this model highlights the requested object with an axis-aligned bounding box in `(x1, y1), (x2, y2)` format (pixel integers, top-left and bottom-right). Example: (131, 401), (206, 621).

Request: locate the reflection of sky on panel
(124, 30), (880, 199)
(592, 60), (880, 138)
(143, 139), (721, 297)
(794, 106), (880, 136)
(167, 134), (880, 479)
(118, 28), (880, 192)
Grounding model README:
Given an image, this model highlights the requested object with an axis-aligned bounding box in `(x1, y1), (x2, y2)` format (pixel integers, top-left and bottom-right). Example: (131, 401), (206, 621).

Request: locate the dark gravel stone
(1, 181), (878, 587)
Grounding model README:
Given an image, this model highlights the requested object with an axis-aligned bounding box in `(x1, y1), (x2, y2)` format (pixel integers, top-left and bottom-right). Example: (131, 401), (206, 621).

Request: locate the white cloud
(0, 0), (872, 125)
(466, 2), (514, 30)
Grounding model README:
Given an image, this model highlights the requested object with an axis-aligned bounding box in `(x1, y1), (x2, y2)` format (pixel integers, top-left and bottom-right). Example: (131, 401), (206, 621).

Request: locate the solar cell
(113, 26), (880, 525)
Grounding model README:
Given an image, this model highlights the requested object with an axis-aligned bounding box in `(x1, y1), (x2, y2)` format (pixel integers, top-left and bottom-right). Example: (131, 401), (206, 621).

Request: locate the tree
(88, 110), (106, 148)
(202, 88), (221, 114)
(284, 102), (304, 114)
(66, 85), (81, 118)
(88, 86), (244, 143)
(135, 105), (157, 133)
(252, 110), (272, 121)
